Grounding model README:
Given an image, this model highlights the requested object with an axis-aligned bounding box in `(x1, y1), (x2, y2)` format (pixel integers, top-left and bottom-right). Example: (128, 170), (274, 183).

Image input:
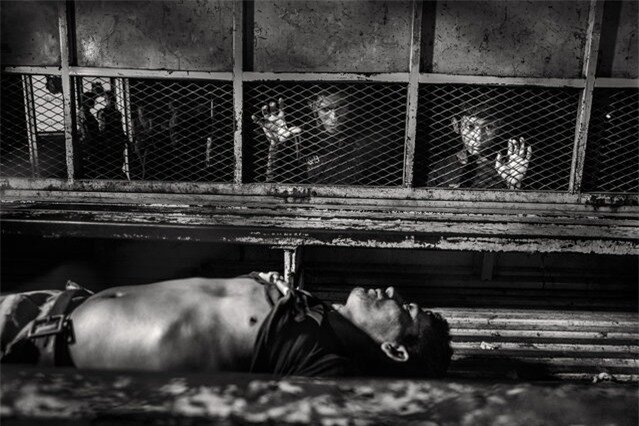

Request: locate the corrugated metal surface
(444, 308), (638, 381)
(426, 1), (590, 77)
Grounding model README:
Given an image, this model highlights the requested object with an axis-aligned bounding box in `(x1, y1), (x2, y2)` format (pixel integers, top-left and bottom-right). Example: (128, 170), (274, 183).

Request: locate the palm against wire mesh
(583, 88), (638, 193)
(245, 82), (406, 186)
(414, 84), (580, 190)
(1, 74), (67, 179)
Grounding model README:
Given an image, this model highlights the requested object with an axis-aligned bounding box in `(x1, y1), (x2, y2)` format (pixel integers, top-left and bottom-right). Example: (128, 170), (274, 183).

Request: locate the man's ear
(451, 117), (460, 134)
(380, 342), (410, 362)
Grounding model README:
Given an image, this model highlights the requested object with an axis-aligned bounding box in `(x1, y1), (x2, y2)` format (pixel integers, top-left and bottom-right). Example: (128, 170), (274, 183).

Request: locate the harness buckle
(28, 315), (66, 339)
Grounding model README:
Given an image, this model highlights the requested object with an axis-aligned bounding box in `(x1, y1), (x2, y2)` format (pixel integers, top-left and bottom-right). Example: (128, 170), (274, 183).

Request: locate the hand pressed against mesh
(251, 98), (302, 146)
(495, 137), (533, 189)
(449, 110), (533, 189)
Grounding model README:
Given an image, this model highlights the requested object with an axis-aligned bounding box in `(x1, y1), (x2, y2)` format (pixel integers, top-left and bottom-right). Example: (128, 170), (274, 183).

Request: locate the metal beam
(402, 0), (423, 188)
(569, 0), (605, 193)
(419, 73), (587, 88)
(58, 1), (76, 180)
(594, 78), (639, 88)
(0, 177), (610, 204)
(232, 0), (244, 184)
(242, 72), (410, 83)
(68, 67), (233, 81)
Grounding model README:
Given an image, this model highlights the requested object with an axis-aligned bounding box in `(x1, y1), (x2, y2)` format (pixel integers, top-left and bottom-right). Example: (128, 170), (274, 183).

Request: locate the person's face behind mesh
(455, 115), (498, 156)
(311, 93), (350, 134)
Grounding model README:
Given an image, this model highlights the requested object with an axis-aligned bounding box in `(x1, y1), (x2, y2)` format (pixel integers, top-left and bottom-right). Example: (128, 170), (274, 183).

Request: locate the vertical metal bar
(569, 0), (604, 193)
(283, 246), (303, 289)
(232, 0), (244, 184)
(402, 0), (423, 187)
(58, 1), (76, 181)
(22, 75), (40, 177)
(114, 78), (132, 180)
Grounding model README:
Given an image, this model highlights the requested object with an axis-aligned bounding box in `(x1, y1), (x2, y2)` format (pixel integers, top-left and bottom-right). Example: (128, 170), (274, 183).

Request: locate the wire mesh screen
(583, 88), (638, 193)
(414, 85), (580, 191)
(74, 77), (235, 182)
(0, 74), (67, 179)
(244, 82), (407, 186)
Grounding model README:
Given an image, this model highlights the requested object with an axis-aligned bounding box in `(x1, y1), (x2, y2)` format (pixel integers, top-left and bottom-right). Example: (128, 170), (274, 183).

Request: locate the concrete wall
(75, 0), (234, 70)
(252, 1), (413, 72)
(423, 0), (590, 77)
(0, 1), (61, 66)
(1, 0), (636, 78)
(597, 0), (638, 78)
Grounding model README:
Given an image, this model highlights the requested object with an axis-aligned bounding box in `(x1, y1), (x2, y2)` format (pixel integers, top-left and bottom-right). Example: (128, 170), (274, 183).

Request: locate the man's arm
(251, 98), (303, 182)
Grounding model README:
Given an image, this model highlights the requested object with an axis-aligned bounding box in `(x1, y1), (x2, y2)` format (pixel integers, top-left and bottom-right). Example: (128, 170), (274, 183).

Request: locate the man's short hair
(400, 311), (453, 378)
(459, 95), (503, 125)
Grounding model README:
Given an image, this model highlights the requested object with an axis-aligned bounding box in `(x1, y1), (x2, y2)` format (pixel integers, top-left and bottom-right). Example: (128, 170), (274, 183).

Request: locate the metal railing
(0, 0), (637, 202)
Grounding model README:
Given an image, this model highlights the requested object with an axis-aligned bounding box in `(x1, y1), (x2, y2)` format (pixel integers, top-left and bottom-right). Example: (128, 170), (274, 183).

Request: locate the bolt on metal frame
(1, 0), (637, 204)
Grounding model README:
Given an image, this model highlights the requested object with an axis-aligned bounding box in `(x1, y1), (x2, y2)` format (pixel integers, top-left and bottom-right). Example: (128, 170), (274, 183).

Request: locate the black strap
(29, 289), (90, 366)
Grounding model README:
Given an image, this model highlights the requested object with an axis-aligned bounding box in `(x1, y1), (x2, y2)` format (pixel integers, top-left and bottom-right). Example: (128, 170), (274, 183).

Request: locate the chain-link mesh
(1, 74), (67, 178)
(583, 88), (638, 193)
(244, 82), (406, 186)
(74, 77), (235, 182)
(414, 85), (580, 191)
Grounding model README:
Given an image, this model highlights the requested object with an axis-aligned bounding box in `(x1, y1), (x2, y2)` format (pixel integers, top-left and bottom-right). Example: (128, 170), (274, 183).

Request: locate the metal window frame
(1, 0), (637, 204)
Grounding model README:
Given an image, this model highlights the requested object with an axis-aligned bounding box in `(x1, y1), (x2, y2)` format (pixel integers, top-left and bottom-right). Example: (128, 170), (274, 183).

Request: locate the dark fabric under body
(247, 272), (389, 377)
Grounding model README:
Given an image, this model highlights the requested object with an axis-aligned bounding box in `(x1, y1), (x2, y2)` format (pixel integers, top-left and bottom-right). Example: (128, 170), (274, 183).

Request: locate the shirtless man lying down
(1, 272), (452, 378)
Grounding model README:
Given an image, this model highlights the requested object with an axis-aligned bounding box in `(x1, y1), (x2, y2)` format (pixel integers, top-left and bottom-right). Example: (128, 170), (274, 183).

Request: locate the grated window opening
(74, 77), (235, 182)
(414, 84), (580, 191)
(244, 82), (407, 186)
(1, 74), (67, 179)
(583, 88), (638, 194)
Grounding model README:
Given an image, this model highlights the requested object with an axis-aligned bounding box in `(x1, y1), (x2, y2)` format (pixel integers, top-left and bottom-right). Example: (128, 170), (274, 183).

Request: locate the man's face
(338, 286), (432, 345)
(457, 115), (497, 156)
(312, 94), (348, 134)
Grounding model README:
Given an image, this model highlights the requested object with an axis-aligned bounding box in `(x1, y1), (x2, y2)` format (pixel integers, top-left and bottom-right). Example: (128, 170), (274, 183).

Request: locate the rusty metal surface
(597, 0), (638, 78)
(425, 1), (590, 77)
(1, 366), (637, 425)
(74, 0), (233, 71)
(253, 1), (413, 72)
(0, 1), (61, 66)
(1, 197), (637, 254)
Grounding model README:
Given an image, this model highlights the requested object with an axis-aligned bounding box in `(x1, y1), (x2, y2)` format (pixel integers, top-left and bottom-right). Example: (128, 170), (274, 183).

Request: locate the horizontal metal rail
(419, 73), (588, 88)
(594, 78), (639, 88)
(4, 67), (636, 89)
(4, 176), (639, 206)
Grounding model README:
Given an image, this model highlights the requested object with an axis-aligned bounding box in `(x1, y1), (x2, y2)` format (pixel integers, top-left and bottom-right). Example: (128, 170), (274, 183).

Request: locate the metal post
(21, 75), (40, 177)
(402, 0), (423, 188)
(232, 0), (244, 184)
(568, 0), (604, 194)
(283, 246), (303, 289)
(58, 1), (76, 181)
